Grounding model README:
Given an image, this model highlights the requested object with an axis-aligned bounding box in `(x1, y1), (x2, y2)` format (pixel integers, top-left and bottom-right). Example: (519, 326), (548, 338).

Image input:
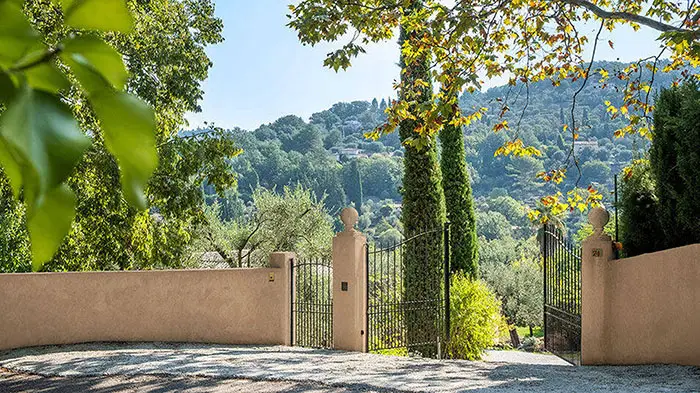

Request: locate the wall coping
(616, 243), (700, 262)
(0, 267), (282, 277)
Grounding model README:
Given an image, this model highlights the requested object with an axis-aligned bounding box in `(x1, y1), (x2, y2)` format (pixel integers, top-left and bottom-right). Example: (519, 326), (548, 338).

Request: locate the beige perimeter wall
(0, 255), (292, 351)
(583, 243), (700, 366)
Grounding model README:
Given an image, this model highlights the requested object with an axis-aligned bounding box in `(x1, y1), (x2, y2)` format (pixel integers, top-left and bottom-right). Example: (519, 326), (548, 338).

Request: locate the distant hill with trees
(204, 61), (680, 240)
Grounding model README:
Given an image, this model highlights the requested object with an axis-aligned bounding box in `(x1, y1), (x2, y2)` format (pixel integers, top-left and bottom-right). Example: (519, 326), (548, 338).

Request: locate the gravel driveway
(1, 343), (698, 392)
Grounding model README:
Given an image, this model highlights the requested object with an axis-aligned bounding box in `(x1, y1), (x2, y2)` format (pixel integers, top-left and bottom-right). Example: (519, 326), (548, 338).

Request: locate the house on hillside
(573, 140), (598, 154)
(331, 147), (364, 161)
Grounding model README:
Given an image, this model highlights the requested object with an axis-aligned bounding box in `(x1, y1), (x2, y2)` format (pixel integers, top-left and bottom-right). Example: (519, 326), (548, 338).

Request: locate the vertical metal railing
(443, 223), (451, 343)
(290, 257), (294, 345)
(366, 224), (448, 357)
(542, 224), (582, 366)
(291, 256), (333, 349)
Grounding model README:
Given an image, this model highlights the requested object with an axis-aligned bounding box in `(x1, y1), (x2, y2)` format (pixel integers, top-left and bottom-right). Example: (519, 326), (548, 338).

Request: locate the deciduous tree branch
(559, 0), (692, 34)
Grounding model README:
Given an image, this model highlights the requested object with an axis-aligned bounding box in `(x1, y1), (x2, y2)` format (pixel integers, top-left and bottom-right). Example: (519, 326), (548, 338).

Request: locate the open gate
(291, 257), (333, 348)
(542, 224), (582, 365)
(365, 225), (450, 358)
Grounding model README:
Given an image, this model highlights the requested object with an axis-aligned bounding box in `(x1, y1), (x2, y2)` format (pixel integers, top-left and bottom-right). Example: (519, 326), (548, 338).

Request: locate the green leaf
(0, 1), (41, 68)
(91, 90), (157, 209)
(0, 70), (17, 104)
(0, 85), (91, 203)
(23, 63), (70, 94)
(63, 0), (134, 33)
(27, 184), (77, 271)
(61, 35), (156, 210)
(61, 35), (129, 91)
(0, 139), (22, 198)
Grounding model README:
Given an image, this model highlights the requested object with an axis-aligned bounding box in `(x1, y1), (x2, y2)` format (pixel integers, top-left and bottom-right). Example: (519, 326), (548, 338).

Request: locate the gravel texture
(0, 367), (377, 393)
(1, 343), (698, 392)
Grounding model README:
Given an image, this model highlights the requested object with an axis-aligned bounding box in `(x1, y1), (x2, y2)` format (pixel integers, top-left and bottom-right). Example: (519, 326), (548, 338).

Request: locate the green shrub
(651, 82), (700, 246)
(619, 161), (665, 257)
(447, 273), (504, 360)
(618, 82), (700, 254)
(480, 245), (543, 340)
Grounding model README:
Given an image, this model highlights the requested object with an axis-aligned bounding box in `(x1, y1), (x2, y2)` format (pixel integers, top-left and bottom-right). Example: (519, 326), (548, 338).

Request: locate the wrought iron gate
(365, 225), (450, 358)
(542, 224), (582, 365)
(291, 257), (333, 348)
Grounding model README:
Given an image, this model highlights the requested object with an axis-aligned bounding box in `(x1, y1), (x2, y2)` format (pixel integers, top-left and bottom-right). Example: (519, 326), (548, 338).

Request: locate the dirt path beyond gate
(1, 343), (698, 392)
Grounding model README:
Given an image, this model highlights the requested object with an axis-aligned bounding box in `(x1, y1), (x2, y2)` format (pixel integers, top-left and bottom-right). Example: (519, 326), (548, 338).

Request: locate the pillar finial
(588, 206), (610, 240)
(340, 207), (359, 232)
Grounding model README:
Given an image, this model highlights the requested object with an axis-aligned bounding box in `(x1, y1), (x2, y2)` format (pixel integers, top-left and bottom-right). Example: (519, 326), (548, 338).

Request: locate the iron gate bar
(542, 224), (582, 366)
(366, 225), (448, 357)
(443, 223), (450, 341)
(291, 257), (333, 349)
(290, 257), (294, 345)
(365, 243), (369, 352)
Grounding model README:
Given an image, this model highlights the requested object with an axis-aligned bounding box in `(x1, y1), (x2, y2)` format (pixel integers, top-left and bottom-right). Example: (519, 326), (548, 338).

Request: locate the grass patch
(372, 347), (408, 357)
(516, 326), (543, 338)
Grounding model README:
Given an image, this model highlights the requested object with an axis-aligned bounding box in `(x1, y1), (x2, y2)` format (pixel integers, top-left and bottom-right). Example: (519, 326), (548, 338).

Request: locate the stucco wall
(582, 243), (700, 366)
(0, 254), (293, 351)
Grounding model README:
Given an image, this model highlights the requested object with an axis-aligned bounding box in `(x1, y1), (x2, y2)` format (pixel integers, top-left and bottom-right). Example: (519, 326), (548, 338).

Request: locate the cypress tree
(675, 83), (700, 242)
(619, 161), (665, 256)
(399, 0), (446, 356)
(343, 159), (363, 209)
(650, 82), (700, 246)
(439, 92), (478, 278)
(650, 86), (684, 247)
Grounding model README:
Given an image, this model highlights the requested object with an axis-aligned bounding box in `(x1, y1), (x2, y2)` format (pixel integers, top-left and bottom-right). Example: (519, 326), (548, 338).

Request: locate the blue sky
(185, 1), (665, 130)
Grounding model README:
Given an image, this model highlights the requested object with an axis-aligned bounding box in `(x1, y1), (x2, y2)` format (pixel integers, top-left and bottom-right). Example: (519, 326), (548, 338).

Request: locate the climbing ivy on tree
(0, 0), (157, 270)
(396, 1), (446, 357)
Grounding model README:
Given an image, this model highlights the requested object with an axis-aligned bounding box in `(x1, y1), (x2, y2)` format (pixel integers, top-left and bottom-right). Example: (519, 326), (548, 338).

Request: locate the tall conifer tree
(439, 90), (478, 278)
(399, 0), (446, 356)
(344, 159), (363, 209)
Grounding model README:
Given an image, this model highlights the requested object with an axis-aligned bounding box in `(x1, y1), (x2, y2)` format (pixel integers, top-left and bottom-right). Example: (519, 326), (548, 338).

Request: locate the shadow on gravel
(0, 371), (220, 393)
(464, 363), (700, 393)
(0, 370), (367, 393)
(2, 344), (699, 393)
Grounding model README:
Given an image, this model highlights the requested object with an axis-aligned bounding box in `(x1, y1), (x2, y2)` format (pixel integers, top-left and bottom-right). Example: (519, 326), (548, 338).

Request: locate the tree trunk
(510, 328), (521, 348)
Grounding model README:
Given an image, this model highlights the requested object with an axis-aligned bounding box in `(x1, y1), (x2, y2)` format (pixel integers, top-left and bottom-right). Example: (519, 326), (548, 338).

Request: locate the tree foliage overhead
(288, 0), (700, 215)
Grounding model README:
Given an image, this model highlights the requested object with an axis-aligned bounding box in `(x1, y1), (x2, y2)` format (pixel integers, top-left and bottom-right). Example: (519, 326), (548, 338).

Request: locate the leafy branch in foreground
(0, 0), (157, 270)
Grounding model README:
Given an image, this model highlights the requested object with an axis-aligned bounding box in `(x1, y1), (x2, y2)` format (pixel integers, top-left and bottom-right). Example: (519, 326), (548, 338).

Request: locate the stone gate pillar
(581, 207), (615, 365)
(270, 252), (295, 347)
(332, 207), (368, 352)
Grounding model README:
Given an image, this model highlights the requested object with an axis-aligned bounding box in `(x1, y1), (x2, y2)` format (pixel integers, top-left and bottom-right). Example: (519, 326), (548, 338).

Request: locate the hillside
(200, 61), (679, 240)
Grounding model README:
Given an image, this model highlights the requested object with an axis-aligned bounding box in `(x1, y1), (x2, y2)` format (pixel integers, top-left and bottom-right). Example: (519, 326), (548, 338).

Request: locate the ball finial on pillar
(588, 206), (610, 239)
(340, 207), (359, 232)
